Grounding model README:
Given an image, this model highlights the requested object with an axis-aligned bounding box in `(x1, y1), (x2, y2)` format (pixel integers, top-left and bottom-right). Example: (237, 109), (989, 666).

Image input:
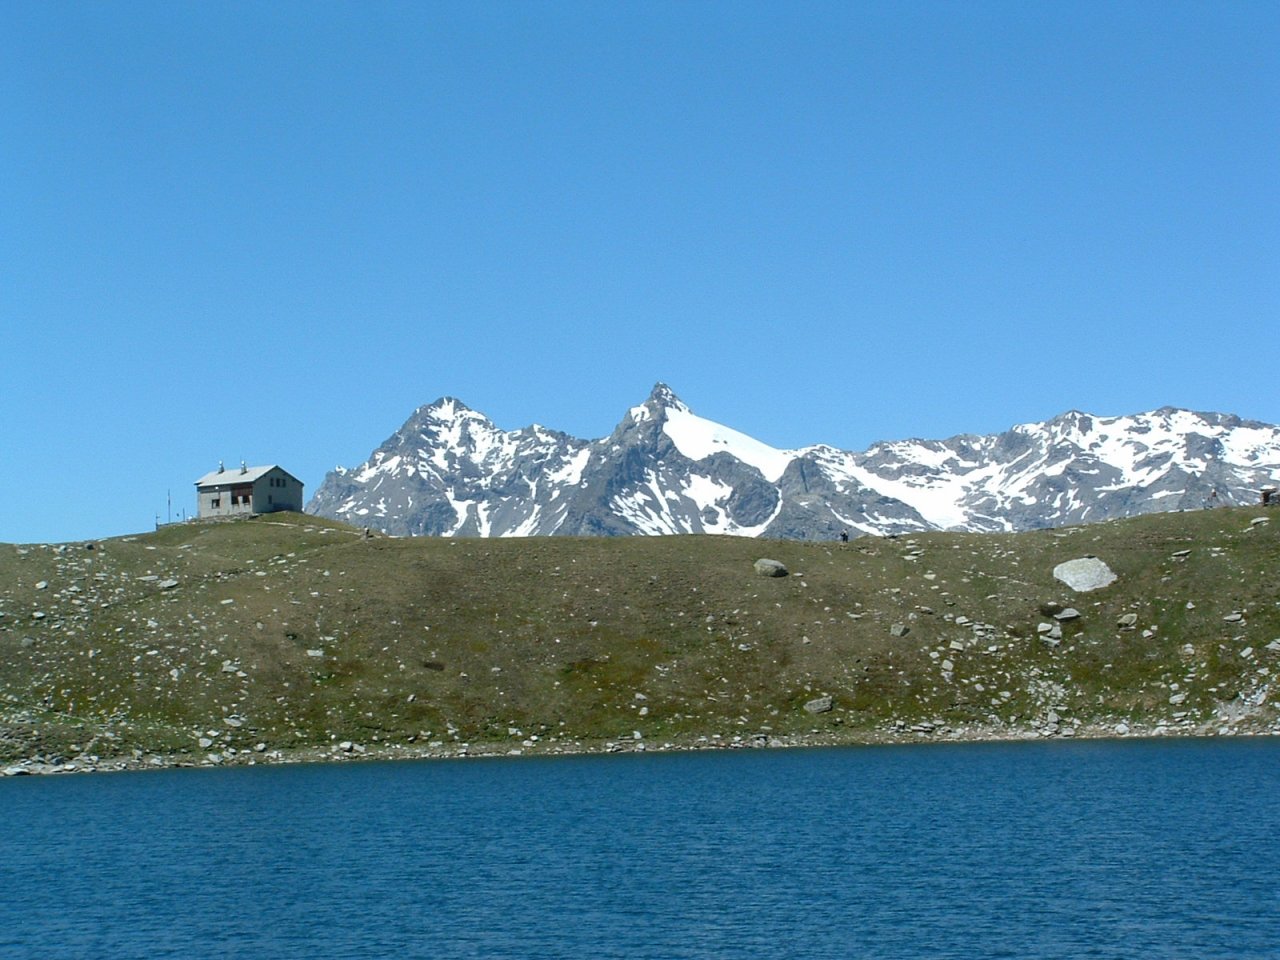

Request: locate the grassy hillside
(1, 508), (1278, 771)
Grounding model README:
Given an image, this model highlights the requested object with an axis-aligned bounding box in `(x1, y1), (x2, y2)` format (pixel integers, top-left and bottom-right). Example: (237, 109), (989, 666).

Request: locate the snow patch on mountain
(547, 448), (592, 486)
(663, 405), (795, 482)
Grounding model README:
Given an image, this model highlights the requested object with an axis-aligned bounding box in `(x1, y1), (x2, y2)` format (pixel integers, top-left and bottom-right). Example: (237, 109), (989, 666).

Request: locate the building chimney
(218, 460), (224, 474)
(240, 460), (248, 474)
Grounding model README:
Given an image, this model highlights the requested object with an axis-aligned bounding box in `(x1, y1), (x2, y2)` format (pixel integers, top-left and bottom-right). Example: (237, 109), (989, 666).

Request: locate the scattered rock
(158, 579), (179, 590)
(1052, 557), (1117, 592)
(889, 623), (910, 638)
(1117, 613), (1139, 628)
(1054, 608), (1081, 621)
(803, 695), (834, 714)
(753, 558), (788, 578)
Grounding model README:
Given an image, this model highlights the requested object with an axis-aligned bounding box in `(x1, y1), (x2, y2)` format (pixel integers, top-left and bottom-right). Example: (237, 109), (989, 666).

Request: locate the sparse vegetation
(1, 508), (1277, 772)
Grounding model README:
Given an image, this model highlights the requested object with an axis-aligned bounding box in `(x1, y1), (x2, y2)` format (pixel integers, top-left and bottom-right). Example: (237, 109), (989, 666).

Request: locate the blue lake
(1, 737), (1277, 959)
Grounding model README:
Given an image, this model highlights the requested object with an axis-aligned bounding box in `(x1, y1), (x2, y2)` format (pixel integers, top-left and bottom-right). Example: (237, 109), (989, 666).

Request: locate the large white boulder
(1053, 556), (1117, 592)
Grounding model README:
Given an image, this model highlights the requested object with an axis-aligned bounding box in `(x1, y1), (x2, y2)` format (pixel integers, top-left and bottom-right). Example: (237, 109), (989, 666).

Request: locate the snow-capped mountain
(307, 384), (1280, 538)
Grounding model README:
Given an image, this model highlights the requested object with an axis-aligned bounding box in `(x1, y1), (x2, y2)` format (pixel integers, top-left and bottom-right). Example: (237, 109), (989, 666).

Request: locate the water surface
(1, 738), (1276, 958)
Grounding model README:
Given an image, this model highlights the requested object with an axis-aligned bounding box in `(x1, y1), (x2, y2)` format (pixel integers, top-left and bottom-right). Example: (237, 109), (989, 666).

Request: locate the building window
(211, 497), (220, 508)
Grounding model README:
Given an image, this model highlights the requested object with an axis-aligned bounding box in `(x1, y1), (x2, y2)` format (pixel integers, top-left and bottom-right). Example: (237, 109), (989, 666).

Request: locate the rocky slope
(1, 508), (1278, 773)
(308, 384), (1280, 539)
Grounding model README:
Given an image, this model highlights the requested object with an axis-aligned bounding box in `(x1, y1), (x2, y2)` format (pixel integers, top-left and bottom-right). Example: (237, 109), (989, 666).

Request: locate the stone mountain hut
(195, 462), (304, 519)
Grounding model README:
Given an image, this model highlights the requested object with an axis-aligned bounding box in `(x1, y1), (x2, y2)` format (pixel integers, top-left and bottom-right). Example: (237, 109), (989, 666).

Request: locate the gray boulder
(803, 695), (834, 714)
(753, 558), (788, 578)
(1052, 557), (1117, 592)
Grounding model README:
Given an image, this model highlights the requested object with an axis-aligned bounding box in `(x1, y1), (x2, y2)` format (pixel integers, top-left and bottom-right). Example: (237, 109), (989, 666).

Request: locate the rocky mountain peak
(1052, 410), (1095, 435)
(647, 381), (685, 408)
(625, 382), (690, 423)
(308, 387), (1280, 540)
(412, 396), (478, 424)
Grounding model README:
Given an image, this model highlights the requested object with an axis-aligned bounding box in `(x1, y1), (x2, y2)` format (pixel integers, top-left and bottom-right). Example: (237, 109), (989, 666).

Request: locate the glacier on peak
(662, 405), (794, 483)
(626, 381), (794, 482)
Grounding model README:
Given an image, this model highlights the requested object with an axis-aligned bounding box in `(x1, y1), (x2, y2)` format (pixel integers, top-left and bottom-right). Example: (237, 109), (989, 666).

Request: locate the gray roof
(195, 464), (299, 488)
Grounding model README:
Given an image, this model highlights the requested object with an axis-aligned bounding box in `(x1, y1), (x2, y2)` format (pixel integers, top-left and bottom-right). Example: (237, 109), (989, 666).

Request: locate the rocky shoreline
(5, 717), (1278, 778)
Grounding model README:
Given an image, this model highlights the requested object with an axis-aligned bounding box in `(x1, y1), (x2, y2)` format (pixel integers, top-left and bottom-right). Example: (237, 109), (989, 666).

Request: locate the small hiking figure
(840, 530), (849, 543)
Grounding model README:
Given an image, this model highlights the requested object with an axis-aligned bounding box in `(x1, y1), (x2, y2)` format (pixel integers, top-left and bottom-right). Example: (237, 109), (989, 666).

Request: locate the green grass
(1, 507), (1277, 765)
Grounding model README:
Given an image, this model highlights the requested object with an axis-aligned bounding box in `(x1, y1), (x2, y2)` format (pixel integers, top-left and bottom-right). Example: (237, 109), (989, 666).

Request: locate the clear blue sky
(3, 1), (1277, 543)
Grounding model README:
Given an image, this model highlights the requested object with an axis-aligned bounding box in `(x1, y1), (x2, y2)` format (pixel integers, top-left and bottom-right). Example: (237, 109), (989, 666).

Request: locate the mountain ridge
(307, 384), (1280, 538)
